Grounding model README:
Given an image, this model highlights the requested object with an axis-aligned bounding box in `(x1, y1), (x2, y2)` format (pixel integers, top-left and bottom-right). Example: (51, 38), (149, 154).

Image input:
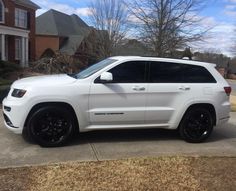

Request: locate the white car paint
(2, 56), (231, 135)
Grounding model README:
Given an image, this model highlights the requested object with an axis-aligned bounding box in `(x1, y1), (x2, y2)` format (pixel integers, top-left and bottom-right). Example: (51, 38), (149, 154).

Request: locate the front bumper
(2, 97), (29, 134)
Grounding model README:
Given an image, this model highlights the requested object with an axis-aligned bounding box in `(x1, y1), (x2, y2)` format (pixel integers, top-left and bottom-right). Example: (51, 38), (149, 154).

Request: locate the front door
(89, 61), (147, 126)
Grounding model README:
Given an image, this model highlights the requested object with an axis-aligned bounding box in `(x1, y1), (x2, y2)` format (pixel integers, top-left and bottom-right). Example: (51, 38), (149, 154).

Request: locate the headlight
(11, 89), (27, 98)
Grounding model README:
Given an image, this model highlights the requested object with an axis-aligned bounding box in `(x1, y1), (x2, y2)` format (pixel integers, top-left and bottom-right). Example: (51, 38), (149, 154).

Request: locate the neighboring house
(114, 40), (192, 59)
(0, 0), (40, 67)
(114, 39), (153, 57)
(35, 9), (91, 60)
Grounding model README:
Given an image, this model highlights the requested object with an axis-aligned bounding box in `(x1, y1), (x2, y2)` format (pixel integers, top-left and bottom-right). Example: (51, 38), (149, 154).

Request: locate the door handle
(185, 87), (190, 90)
(132, 86), (145, 91)
(179, 86), (190, 91)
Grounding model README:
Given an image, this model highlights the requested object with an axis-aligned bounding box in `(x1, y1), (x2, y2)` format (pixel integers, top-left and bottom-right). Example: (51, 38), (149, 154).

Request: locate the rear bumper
(216, 101), (231, 126)
(217, 116), (230, 126)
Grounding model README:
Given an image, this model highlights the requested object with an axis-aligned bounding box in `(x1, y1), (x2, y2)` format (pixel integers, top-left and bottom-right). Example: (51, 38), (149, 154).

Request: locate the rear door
(145, 61), (216, 125)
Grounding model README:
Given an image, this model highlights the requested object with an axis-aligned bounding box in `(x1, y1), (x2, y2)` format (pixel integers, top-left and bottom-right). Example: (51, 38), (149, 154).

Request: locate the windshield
(75, 59), (117, 79)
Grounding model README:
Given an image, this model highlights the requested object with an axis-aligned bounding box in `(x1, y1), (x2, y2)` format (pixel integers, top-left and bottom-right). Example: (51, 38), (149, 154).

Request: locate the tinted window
(183, 64), (216, 83)
(149, 61), (216, 83)
(76, 58), (117, 79)
(108, 61), (146, 83)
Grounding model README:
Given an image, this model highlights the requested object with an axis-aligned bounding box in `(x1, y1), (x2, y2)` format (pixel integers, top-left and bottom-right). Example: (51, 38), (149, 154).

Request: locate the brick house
(0, 0), (40, 67)
(35, 9), (91, 60)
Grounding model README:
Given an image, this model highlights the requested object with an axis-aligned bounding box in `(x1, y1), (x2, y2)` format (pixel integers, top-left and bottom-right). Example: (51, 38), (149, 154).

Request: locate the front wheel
(24, 106), (75, 147)
(179, 107), (213, 143)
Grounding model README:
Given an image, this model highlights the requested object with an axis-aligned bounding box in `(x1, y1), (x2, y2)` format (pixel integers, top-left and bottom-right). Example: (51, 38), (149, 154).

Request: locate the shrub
(0, 85), (10, 103)
(30, 52), (83, 74)
(0, 60), (20, 79)
(40, 48), (56, 58)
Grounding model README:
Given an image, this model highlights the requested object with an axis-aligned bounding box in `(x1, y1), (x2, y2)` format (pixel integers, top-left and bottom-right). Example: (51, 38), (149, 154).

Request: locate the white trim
(5, 35), (8, 60)
(14, 2), (40, 10)
(0, 0), (5, 24)
(25, 37), (29, 66)
(0, 25), (29, 37)
(21, 37), (25, 67)
(0, 25), (29, 66)
(1, 34), (5, 60)
(15, 38), (21, 60)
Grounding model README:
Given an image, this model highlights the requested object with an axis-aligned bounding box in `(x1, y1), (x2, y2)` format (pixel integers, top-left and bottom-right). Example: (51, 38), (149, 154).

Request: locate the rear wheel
(179, 107), (213, 143)
(24, 106), (75, 147)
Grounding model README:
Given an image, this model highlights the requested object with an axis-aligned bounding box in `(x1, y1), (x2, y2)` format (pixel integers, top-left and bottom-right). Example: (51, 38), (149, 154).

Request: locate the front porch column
(1, 34), (6, 61)
(25, 37), (29, 67)
(21, 37), (26, 67)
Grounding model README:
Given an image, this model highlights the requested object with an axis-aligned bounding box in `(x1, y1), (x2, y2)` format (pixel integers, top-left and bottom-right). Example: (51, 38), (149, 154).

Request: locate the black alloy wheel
(179, 107), (213, 143)
(27, 106), (75, 147)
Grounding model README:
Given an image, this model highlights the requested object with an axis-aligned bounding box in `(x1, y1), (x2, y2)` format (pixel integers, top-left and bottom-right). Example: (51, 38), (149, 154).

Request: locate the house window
(15, 38), (21, 60)
(0, 0), (4, 23)
(15, 8), (28, 28)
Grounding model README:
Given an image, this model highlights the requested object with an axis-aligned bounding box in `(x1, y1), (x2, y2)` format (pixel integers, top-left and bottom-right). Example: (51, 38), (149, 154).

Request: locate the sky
(31, 0), (236, 57)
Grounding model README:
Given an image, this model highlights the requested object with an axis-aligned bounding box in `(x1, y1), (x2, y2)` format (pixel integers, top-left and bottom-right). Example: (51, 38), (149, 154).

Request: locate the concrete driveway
(0, 110), (236, 167)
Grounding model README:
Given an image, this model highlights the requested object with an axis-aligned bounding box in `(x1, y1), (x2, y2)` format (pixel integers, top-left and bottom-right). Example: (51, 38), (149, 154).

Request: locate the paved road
(0, 111), (236, 167)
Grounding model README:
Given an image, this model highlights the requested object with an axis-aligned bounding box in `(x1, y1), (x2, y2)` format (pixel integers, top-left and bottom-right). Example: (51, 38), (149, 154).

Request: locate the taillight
(224, 87), (231, 96)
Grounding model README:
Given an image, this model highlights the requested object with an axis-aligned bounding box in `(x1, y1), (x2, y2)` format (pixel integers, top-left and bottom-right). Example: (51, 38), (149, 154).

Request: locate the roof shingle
(36, 9), (91, 55)
(36, 9), (90, 36)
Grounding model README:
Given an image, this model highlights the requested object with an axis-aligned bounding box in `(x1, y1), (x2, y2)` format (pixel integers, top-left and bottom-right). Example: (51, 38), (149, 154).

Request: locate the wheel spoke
(32, 111), (71, 145)
(184, 110), (212, 140)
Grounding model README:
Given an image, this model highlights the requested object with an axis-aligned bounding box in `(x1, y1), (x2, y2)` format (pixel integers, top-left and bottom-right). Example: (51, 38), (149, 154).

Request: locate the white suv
(2, 56), (231, 147)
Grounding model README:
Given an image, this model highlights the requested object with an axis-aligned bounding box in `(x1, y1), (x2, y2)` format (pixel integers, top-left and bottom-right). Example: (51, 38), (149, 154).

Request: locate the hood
(12, 74), (77, 89)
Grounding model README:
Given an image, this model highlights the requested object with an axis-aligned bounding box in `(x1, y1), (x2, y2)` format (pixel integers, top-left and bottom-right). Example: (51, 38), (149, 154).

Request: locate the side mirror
(100, 72), (113, 83)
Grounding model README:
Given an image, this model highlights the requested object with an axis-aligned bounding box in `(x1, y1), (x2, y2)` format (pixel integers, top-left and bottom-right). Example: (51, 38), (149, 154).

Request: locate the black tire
(23, 106), (75, 147)
(179, 107), (213, 143)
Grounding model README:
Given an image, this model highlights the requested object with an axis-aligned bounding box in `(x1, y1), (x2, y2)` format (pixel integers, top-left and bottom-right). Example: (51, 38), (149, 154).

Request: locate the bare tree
(194, 49), (229, 66)
(127, 0), (209, 57)
(230, 27), (236, 56)
(89, 0), (129, 58)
